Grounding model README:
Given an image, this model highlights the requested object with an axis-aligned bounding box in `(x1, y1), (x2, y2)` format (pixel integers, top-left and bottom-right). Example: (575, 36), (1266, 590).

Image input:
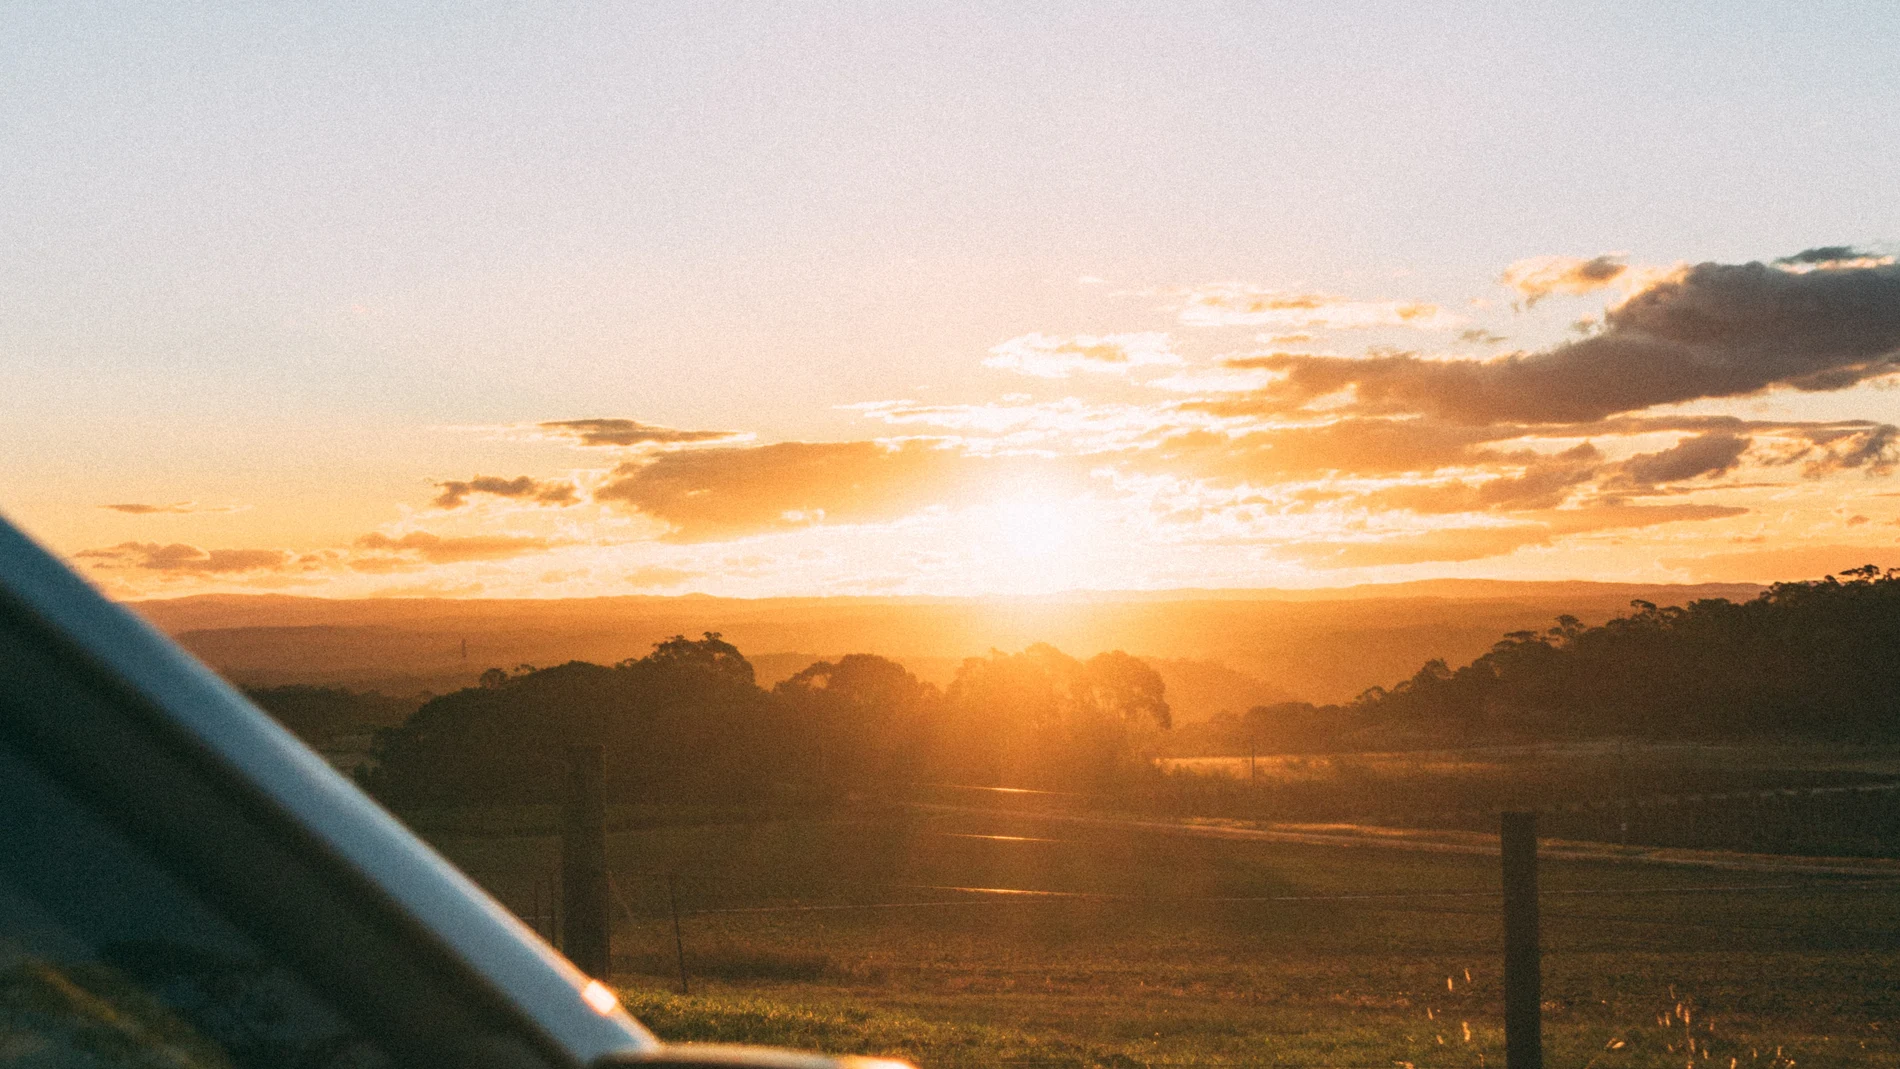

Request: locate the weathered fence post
(1501, 810), (1542, 1069)
(562, 745), (610, 977)
(667, 872), (690, 995)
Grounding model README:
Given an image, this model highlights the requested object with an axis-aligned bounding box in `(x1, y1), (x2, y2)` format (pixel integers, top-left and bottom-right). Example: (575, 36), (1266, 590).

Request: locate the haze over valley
(138, 579), (1759, 712)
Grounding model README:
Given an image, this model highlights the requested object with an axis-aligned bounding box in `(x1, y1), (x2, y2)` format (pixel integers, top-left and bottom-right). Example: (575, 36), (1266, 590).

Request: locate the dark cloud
(539, 418), (741, 448)
(75, 542), (289, 573)
(352, 531), (554, 564)
(1225, 258), (1900, 425)
(594, 439), (1005, 542)
(1793, 423), (1899, 476)
(1776, 246), (1875, 266)
(1744, 422), (1900, 476)
(1460, 329), (1508, 345)
(433, 475), (580, 509)
(1614, 433), (1750, 487)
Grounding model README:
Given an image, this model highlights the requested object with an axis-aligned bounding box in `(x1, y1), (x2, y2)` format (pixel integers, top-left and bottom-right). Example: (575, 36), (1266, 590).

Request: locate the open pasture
(417, 803), (1900, 1068)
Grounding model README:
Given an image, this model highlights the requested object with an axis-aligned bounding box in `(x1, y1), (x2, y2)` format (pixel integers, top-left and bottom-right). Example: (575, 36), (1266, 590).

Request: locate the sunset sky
(5, 3), (1900, 599)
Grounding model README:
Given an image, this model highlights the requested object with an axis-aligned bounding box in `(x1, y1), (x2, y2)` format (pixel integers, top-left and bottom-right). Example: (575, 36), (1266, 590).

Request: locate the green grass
(420, 801), (1899, 1068)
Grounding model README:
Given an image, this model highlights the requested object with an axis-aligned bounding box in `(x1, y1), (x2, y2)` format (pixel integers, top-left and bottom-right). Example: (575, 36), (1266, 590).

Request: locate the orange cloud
(594, 439), (994, 541)
(352, 531), (556, 565)
(1499, 254), (1629, 306)
(74, 542), (291, 573)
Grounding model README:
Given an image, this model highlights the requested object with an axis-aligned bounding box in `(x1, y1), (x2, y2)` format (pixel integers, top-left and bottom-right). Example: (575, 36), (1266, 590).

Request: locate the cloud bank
(1226, 258), (1900, 424)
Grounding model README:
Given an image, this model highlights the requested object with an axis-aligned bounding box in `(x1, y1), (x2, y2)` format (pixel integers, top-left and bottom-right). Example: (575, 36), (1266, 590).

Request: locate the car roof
(0, 513), (660, 1064)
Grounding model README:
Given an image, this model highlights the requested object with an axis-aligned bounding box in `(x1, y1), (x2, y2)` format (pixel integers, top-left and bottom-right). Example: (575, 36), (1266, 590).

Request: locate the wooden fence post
(562, 745), (610, 977)
(667, 872), (690, 996)
(1501, 810), (1542, 1069)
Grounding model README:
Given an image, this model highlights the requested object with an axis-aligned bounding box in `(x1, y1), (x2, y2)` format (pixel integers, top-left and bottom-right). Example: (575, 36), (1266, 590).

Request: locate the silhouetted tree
(1328, 566), (1900, 747)
(774, 654), (937, 796)
(363, 634), (1173, 806)
(938, 644), (1171, 791)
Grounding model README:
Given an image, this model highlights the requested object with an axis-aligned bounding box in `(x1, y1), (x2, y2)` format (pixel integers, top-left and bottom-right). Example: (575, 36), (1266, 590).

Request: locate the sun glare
(970, 496), (1095, 594)
(995, 498), (1077, 561)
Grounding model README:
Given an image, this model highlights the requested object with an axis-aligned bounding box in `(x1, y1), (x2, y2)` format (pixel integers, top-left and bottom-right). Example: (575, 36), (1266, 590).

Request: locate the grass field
(415, 801), (1900, 1068)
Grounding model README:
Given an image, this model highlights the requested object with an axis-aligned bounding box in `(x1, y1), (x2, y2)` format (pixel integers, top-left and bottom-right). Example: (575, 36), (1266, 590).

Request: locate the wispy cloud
(75, 542), (289, 573)
(1279, 504), (1748, 568)
(1179, 286), (1462, 331)
(1499, 254), (1629, 307)
(626, 565), (702, 589)
(849, 396), (1209, 454)
(433, 475), (581, 509)
(983, 332), (1181, 379)
(352, 530), (557, 565)
(99, 501), (248, 515)
(535, 418), (745, 448)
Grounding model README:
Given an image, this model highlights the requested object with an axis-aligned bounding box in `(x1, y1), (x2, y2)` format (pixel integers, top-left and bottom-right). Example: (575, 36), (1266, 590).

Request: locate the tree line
(356, 636), (1171, 807)
(257, 568), (1900, 808)
(1232, 567), (1900, 750)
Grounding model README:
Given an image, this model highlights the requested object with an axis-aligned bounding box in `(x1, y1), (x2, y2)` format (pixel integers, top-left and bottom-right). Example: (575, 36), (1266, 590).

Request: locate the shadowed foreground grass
(430, 806), (1898, 1068)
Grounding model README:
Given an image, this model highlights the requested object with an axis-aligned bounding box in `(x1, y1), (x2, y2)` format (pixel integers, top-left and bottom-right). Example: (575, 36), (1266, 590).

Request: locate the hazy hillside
(131, 580), (1759, 704)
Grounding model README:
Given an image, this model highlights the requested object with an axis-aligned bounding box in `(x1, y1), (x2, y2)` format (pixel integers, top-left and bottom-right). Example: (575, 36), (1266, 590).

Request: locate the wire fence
(434, 780), (1900, 1069)
(1137, 770), (1900, 860)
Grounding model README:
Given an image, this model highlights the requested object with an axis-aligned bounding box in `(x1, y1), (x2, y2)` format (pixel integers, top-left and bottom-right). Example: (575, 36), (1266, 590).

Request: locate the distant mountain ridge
(131, 580), (1765, 705)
